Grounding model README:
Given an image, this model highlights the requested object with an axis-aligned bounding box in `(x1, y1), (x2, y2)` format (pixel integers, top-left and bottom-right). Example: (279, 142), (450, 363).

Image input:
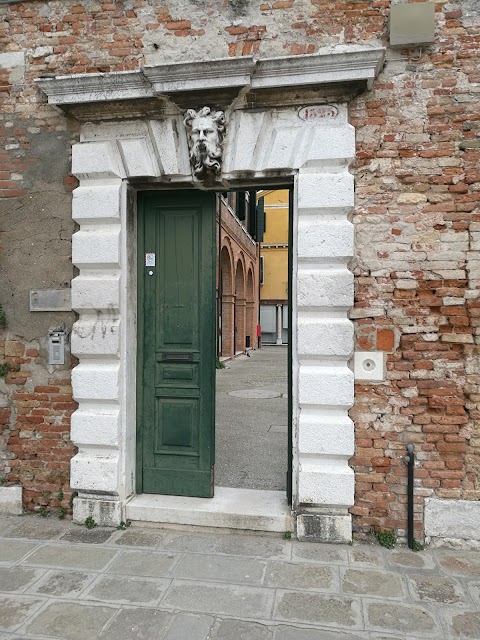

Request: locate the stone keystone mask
(184, 106), (225, 180)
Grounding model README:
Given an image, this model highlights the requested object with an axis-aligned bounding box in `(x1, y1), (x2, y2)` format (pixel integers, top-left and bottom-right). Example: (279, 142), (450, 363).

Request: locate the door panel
(137, 191), (216, 498)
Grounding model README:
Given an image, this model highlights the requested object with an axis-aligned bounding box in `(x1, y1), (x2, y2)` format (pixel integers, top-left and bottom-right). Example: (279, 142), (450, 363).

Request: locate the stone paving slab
(1, 515), (479, 639)
(2, 518), (69, 541)
(274, 590), (363, 629)
(60, 527), (116, 545)
(26, 569), (95, 598)
(368, 635), (412, 640)
(435, 550), (480, 576)
(24, 601), (117, 639)
(341, 568), (405, 599)
(406, 573), (466, 605)
(210, 618), (273, 639)
(441, 608), (480, 640)
(98, 607), (173, 639)
(0, 542), (38, 564)
(22, 544), (117, 571)
(0, 595), (44, 633)
(266, 561), (339, 592)
(0, 568), (41, 594)
(173, 553), (266, 585)
(163, 612), (214, 640)
(365, 602), (439, 637)
(386, 548), (437, 571)
(162, 580), (275, 619)
(83, 574), (170, 606)
(466, 581), (480, 604)
(348, 547), (386, 569)
(112, 528), (168, 548)
(273, 627), (369, 640)
(292, 543), (349, 565)
(160, 531), (290, 559)
(106, 550), (177, 578)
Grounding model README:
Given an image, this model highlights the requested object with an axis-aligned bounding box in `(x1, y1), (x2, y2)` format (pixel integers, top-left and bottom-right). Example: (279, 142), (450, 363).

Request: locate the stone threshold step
(126, 487), (292, 533)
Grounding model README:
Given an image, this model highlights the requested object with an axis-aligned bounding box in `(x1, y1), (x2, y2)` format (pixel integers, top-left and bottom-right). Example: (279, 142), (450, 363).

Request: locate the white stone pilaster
(294, 160), (355, 542)
(70, 150), (126, 525)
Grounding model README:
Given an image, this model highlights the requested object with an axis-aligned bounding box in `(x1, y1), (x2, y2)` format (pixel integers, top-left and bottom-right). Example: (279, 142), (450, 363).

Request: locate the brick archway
(246, 266), (255, 349)
(235, 259), (246, 353)
(221, 244), (234, 359)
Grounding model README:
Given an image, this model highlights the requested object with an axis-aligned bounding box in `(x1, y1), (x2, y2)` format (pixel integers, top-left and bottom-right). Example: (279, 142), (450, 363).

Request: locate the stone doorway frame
(38, 48), (384, 542)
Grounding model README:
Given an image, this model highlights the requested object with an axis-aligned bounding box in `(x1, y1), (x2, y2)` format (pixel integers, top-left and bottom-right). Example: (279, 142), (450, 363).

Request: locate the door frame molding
(40, 48), (385, 542)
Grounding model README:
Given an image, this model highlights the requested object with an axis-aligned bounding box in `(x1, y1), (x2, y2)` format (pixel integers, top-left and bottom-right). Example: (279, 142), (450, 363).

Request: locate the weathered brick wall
(218, 195), (260, 358)
(0, 183), (76, 512)
(1, 0), (79, 514)
(0, 0), (479, 534)
(0, 337), (76, 515)
(349, 1), (480, 540)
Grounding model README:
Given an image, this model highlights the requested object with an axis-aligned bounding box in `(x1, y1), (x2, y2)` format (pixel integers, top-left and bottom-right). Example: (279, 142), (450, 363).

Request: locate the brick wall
(0, 337), (76, 515)
(1, 0), (78, 514)
(349, 2), (480, 539)
(217, 195), (260, 359)
(0, 0), (479, 535)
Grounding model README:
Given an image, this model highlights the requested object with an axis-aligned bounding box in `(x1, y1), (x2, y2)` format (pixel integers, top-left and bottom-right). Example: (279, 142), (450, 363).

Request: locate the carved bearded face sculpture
(184, 107), (225, 180)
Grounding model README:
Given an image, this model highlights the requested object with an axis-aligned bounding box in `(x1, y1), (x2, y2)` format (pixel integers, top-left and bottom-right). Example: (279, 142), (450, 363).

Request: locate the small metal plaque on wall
(30, 289), (72, 312)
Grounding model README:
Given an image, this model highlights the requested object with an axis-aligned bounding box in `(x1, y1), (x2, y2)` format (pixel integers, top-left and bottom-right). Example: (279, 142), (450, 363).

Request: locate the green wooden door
(137, 191), (216, 498)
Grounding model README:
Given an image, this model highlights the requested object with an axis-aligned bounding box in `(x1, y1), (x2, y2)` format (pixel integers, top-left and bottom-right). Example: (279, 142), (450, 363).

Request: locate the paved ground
(215, 346), (288, 490)
(0, 515), (479, 639)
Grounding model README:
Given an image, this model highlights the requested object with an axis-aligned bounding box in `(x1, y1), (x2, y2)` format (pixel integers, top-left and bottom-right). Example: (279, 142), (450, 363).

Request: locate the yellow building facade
(258, 189), (289, 344)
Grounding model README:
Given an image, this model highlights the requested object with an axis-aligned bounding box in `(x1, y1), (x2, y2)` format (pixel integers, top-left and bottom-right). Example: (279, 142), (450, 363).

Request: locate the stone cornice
(253, 48), (385, 89)
(36, 70), (153, 105)
(36, 47), (385, 107)
(143, 57), (256, 93)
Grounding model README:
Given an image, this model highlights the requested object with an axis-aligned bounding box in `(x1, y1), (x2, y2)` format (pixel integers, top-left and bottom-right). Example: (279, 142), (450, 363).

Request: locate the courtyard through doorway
(216, 188), (291, 501)
(216, 346), (288, 492)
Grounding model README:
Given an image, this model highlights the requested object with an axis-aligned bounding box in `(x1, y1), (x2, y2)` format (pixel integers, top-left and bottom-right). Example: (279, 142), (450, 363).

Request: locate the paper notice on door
(145, 253), (156, 267)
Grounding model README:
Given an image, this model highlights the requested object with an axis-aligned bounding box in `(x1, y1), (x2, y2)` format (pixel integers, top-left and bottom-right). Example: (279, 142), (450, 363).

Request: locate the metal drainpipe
(406, 443), (415, 550)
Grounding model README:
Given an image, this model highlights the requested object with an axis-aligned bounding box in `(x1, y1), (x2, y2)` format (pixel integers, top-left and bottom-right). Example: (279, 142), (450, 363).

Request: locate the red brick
(376, 329), (395, 352)
(165, 20), (190, 30)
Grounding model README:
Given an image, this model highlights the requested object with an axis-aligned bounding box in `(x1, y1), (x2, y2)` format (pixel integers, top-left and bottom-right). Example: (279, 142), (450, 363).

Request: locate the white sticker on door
(145, 253), (156, 267)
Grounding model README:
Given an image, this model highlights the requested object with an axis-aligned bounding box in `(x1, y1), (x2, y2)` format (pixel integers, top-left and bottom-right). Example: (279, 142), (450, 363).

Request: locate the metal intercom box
(390, 2), (435, 48)
(48, 330), (65, 365)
